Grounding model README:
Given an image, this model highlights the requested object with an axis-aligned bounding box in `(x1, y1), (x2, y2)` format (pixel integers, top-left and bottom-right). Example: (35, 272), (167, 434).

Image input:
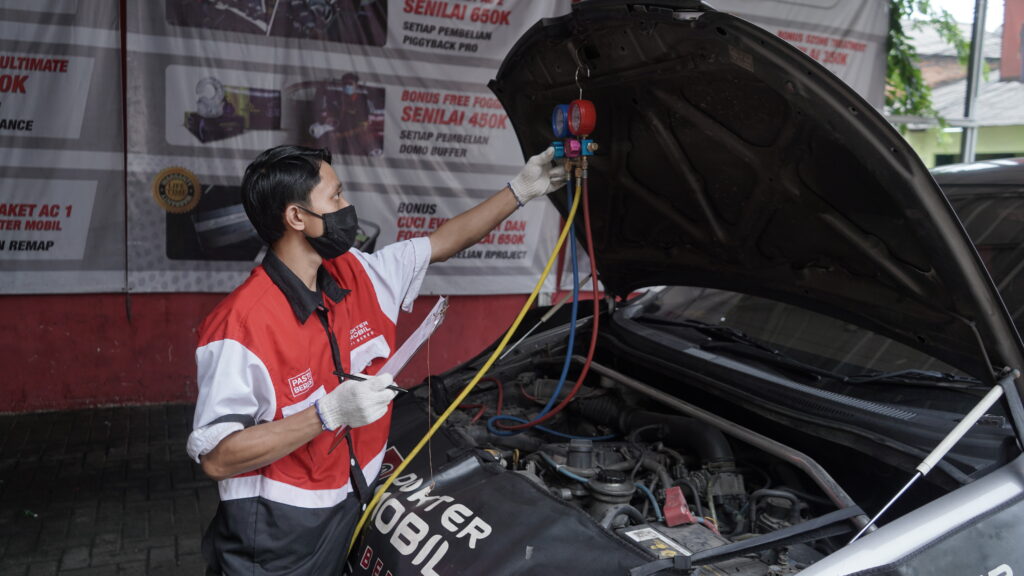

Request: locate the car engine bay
(388, 317), (886, 575)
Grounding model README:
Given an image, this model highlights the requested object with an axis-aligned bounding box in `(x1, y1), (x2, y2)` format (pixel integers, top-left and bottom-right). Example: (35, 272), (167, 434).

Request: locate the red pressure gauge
(568, 99), (596, 136)
(551, 104), (571, 139)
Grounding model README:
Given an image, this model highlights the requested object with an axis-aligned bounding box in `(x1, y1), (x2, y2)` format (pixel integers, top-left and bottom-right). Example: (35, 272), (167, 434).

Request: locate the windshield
(622, 286), (1011, 474)
(636, 286), (968, 379)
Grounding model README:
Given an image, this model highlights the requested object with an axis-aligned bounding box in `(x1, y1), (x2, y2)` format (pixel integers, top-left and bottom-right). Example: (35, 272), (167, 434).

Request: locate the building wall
(0, 293), (527, 413)
(918, 55), (1000, 87)
(919, 55), (967, 86)
(1001, 0), (1024, 81)
(905, 125), (1024, 167)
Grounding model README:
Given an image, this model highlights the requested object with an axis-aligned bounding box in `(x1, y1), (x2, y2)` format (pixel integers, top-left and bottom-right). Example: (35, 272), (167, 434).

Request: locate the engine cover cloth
(353, 400), (652, 576)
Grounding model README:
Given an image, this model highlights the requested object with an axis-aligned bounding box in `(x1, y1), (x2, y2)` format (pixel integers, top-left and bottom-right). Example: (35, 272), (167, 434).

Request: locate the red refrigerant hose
(496, 166), (600, 430)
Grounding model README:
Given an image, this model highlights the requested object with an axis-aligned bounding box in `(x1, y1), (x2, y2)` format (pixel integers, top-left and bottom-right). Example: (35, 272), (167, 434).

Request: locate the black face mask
(298, 204), (359, 259)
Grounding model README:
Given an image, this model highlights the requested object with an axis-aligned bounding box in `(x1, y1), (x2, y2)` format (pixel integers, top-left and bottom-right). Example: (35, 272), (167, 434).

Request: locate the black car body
(350, 3), (1024, 575)
(934, 158), (1024, 337)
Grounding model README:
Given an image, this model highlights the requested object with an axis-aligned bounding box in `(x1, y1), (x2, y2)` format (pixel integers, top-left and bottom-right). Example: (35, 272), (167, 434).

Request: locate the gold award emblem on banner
(152, 167), (202, 213)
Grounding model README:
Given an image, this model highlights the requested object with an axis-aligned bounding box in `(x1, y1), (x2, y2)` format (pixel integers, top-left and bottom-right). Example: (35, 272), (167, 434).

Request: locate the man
(310, 73), (379, 155)
(187, 144), (565, 574)
(334, 73), (379, 156)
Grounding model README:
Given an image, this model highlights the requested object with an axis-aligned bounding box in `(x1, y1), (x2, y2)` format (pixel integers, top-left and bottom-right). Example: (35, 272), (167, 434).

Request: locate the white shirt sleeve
(351, 236), (432, 324)
(186, 338), (277, 463)
(186, 422), (245, 464)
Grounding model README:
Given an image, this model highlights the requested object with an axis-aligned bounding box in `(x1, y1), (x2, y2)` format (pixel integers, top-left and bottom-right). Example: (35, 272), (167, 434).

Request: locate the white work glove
(508, 147), (568, 206)
(314, 373), (397, 431)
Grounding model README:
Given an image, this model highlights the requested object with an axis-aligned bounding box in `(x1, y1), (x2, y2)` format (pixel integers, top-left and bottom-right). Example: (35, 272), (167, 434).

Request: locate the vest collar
(262, 250), (349, 323)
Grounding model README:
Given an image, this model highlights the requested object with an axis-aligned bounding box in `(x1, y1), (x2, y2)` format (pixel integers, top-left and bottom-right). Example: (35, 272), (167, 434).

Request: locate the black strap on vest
(345, 432), (372, 505)
(628, 505), (865, 576)
(315, 305), (350, 384)
(313, 304), (371, 505)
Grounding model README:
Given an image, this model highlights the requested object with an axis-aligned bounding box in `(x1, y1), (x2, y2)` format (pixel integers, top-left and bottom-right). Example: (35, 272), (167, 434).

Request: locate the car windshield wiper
(637, 316), (775, 351)
(636, 317), (989, 392)
(844, 369), (987, 390)
(635, 316), (845, 381)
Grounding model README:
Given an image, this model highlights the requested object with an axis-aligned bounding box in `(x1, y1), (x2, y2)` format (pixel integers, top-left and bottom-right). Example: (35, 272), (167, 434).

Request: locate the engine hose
(598, 459), (631, 472)
(345, 174), (583, 554)
(675, 479), (705, 518)
(492, 162), (602, 431)
(627, 424), (664, 444)
(655, 444), (686, 465)
(625, 411), (733, 465)
(635, 483), (664, 522)
(538, 451), (593, 483)
(750, 488), (807, 527)
(568, 395), (621, 423)
(571, 397), (735, 465)
(464, 427), (544, 453)
(638, 456), (674, 492)
(577, 357), (869, 531)
(600, 504), (646, 529)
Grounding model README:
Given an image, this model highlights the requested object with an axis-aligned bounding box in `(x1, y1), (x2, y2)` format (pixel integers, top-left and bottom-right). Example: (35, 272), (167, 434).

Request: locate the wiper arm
(638, 317), (988, 392)
(699, 341), (849, 381)
(845, 369), (986, 390)
(638, 316), (776, 352)
(637, 316), (845, 381)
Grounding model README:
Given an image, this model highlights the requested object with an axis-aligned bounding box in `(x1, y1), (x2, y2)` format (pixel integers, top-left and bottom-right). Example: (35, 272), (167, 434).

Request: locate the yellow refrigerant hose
(347, 176), (583, 554)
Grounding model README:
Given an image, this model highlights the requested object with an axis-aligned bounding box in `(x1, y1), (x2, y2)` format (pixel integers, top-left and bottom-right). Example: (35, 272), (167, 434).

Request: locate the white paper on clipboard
(379, 296), (449, 377)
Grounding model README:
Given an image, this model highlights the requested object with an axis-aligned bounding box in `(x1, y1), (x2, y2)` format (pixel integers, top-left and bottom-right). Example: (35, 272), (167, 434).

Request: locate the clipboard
(379, 295), (449, 378)
(327, 296), (448, 454)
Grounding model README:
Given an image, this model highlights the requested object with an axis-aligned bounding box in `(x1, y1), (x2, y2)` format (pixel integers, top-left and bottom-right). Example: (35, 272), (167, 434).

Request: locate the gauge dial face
(568, 99), (596, 136)
(551, 104), (571, 139)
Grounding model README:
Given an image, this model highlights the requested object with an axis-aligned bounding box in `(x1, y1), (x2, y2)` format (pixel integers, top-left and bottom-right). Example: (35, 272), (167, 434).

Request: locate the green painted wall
(905, 125), (1024, 167)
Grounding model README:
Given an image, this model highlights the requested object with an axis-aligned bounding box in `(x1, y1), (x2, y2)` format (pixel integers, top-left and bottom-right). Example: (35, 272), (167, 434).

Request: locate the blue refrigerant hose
(486, 177), (614, 441)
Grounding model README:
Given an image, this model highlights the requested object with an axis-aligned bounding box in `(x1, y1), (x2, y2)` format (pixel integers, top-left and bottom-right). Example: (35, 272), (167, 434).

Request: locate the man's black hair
(241, 145), (332, 244)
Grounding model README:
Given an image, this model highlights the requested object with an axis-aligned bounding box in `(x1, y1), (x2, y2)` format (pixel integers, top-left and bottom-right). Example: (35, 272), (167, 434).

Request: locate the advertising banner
(0, 2), (125, 293)
(0, 1), (888, 295)
(127, 0), (570, 294)
(711, 0), (890, 108)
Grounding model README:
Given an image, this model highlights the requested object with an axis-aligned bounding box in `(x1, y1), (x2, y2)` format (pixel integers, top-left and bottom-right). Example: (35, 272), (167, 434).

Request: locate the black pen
(339, 371), (408, 394)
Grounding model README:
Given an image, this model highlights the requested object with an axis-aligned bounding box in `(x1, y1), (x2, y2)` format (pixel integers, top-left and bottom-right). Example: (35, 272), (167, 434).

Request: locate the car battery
(617, 523), (774, 575)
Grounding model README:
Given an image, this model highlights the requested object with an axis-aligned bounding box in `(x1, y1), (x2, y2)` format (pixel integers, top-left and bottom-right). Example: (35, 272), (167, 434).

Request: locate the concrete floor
(0, 405), (216, 575)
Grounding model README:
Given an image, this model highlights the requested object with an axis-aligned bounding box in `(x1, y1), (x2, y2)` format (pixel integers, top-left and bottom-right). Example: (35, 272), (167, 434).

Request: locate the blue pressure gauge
(551, 104), (571, 139)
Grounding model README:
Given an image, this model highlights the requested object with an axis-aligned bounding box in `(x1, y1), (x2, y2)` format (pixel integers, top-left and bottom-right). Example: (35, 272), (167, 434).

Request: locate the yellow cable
(348, 177), (583, 553)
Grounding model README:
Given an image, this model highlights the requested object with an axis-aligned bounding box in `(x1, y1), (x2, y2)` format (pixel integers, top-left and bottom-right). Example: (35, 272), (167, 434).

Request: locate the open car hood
(489, 0), (1024, 384)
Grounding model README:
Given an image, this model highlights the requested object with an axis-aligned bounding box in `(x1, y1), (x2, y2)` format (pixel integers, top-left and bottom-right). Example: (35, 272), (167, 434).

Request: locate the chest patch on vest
(349, 320), (378, 347)
(287, 368), (315, 398)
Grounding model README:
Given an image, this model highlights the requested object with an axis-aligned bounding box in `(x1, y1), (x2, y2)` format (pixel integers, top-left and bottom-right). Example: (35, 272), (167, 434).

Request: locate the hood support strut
(850, 372), (1016, 543)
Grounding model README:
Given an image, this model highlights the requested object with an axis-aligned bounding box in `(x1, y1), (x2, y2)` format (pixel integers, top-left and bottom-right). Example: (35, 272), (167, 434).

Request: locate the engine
(428, 371), (834, 575)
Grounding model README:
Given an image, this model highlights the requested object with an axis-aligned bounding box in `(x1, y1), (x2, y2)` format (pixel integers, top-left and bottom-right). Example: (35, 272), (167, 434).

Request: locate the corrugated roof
(906, 19), (1002, 59)
(889, 18), (1018, 128)
(931, 71), (1024, 126)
